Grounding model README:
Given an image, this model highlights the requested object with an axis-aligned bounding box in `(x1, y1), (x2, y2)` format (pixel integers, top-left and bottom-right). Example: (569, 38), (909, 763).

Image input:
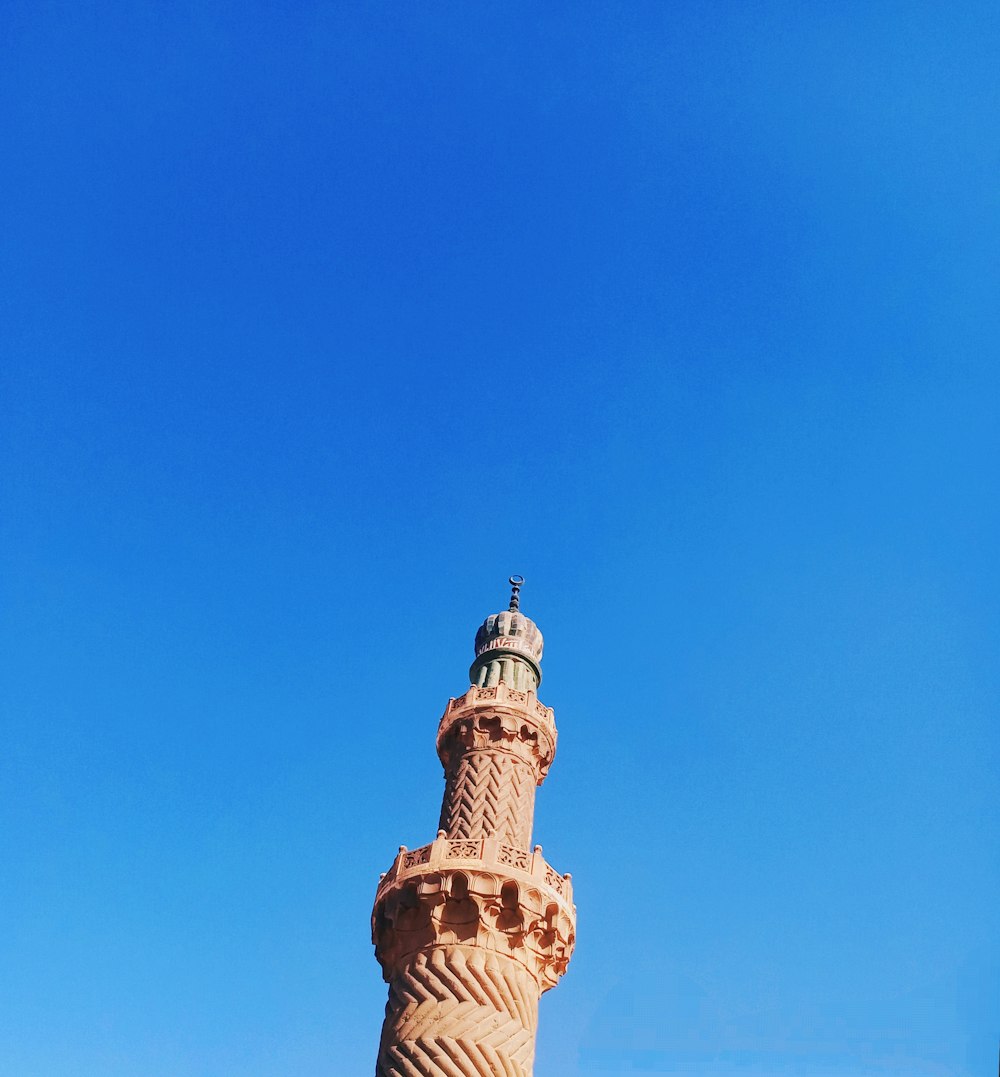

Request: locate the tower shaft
(371, 584), (575, 1077)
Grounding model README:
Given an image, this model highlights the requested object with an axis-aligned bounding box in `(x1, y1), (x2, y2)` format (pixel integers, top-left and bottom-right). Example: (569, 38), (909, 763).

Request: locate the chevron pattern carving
(376, 945), (539, 1077)
(439, 750), (536, 849)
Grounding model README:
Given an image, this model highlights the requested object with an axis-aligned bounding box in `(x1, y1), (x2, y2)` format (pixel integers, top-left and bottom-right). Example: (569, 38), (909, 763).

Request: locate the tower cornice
(436, 682), (557, 781)
(373, 833), (575, 993)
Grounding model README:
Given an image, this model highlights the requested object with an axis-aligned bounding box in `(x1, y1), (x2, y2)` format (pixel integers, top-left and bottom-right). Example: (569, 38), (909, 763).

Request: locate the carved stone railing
(377, 832), (574, 907)
(445, 682), (554, 723)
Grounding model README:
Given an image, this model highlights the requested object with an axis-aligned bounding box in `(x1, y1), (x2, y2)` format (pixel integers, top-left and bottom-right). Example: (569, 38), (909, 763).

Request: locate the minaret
(371, 577), (576, 1076)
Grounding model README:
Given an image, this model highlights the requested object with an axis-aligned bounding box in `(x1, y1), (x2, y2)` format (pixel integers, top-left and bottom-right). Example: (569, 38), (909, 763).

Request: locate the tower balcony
(436, 681), (557, 780)
(372, 832), (576, 993)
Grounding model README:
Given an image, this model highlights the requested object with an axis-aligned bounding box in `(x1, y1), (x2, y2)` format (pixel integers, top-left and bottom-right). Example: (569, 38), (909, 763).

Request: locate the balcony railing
(445, 682), (553, 721)
(377, 832), (574, 906)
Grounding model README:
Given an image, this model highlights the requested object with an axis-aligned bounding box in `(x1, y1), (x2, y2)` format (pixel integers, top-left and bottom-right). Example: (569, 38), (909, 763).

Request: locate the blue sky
(2, 4), (997, 1075)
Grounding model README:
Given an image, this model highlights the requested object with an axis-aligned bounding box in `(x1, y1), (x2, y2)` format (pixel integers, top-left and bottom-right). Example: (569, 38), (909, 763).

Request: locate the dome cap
(472, 577), (544, 682)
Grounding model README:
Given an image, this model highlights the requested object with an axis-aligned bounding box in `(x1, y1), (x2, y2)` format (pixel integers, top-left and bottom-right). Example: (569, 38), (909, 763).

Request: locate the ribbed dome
(474, 610), (544, 664)
(468, 578), (544, 691)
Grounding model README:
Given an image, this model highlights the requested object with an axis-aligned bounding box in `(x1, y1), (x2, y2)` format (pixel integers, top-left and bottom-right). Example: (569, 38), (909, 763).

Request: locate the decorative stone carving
(402, 844), (432, 869)
(373, 851), (575, 992)
(438, 748), (537, 848)
(375, 946), (538, 1077)
(438, 682), (558, 778)
(371, 580), (575, 1077)
(445, 839), (480, 859)
(435, 680), (558, 850)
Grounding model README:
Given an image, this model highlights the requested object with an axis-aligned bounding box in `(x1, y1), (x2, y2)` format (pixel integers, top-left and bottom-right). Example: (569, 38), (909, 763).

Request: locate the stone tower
(371, 577), (576, 1076)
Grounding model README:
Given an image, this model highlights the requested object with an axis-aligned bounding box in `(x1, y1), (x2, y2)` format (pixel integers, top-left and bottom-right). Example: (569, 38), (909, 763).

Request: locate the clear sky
(2, 4), (997, 1076)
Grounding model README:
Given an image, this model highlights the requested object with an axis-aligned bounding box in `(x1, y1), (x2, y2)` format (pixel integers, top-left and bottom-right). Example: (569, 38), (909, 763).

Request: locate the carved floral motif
(498, 843), (530, 870)
(445, 840), (480, 859)
(543, 867), (565, 896)
(402, 844), (432, 869)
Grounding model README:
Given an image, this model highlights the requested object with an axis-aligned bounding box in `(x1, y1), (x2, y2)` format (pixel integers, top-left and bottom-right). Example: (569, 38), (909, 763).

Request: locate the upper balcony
(445, 681), (553, 721)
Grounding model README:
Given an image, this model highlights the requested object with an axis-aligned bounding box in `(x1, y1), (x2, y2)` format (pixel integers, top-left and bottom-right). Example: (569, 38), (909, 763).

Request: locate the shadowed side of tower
(371, 579), (576, 1077)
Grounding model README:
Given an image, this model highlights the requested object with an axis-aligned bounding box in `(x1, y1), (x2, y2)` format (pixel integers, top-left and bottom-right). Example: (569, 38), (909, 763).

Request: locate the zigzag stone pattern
(438, 748), (536, 849)
(372, 585), (574, 1077)
(376, 947), (538, 1077)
